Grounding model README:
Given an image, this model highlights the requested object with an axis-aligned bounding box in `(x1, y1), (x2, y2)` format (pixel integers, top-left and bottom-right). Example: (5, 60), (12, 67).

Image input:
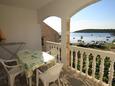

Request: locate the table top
(17, 50), (55, 77)
(0, 42), (26, 59)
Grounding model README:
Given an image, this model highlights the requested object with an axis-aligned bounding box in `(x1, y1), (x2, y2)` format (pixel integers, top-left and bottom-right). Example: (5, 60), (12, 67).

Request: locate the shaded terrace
(1, 0), (115, 86)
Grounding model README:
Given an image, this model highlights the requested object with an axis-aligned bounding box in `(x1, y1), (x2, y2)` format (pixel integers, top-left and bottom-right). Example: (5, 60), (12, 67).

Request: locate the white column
(61, 18), (70, 65)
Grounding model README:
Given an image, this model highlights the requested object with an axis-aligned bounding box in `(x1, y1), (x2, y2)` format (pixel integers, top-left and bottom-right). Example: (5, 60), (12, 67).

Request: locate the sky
(44, 0), (115, 33)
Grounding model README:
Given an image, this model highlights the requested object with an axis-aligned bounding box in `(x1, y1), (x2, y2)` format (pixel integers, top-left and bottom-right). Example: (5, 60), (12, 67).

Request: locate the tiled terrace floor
(0, 63), (86, 86)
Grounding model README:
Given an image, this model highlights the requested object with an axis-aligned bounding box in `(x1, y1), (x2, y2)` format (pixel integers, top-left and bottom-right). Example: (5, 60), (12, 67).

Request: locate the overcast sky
(44, 0), (115, 33)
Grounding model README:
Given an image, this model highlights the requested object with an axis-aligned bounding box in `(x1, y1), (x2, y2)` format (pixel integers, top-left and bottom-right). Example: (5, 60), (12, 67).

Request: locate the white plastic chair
(1, 59), (23, 86)
(48, 48), (57, 56)
(47, 48), (58, 63)
(37, 63), (63, 86)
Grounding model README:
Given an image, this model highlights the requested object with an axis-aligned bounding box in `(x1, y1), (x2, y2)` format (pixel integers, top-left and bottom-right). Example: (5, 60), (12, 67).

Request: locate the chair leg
(9, 76), (15, 86)
(36, 69), (39, 86)
(29, 77), (32, 86)
(58, 78), (61, 86)
(43, 81), (49, 86)
(26, 76), (29, 85)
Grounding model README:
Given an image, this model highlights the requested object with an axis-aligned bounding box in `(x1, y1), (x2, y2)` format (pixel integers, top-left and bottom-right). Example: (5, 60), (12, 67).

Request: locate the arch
(39, 0), (99, 22)
(69, 0), (99, 18)
(43, 16), (61, 33)
(41, 15), (61, 23)
(41, 16), (61, 51)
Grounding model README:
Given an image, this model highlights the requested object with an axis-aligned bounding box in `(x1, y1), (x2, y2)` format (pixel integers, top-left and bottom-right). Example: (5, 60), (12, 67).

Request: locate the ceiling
(0, 0), (54, 9)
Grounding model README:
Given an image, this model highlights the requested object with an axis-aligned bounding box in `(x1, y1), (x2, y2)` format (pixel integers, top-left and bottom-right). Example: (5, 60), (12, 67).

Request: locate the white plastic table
(17, 50), (55, 86)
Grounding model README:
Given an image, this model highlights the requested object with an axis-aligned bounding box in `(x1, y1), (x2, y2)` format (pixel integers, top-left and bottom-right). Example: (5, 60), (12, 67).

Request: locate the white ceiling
(0, 0), (54, 9)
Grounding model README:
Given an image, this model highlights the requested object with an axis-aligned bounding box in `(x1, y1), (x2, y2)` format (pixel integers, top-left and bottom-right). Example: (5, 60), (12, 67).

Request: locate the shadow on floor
(0, 63), (85, 86)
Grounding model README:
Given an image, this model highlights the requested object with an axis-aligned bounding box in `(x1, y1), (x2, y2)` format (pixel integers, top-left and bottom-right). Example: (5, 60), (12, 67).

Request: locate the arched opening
(41, 16), (61, 51)
(43, 16), (61, 34)
(70, 0), (115, 49)
(69, 0), (115, 85)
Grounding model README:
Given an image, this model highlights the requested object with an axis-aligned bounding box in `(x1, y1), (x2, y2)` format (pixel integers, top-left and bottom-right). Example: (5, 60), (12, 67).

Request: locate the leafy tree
(112, 39), (115, 43)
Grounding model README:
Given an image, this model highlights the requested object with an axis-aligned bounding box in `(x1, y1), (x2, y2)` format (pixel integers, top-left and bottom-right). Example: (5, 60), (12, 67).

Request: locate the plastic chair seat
(37, 63), (63, 86)
(1, 59), (24, 86)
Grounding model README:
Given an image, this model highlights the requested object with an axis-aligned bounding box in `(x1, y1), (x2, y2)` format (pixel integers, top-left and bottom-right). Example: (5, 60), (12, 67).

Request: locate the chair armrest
(4, 59), (18, 66)
(5, 64), (22, 68)
(1, 61), (21, 68)
(37, 69), (43, 74)
(4, 59), (18, 63)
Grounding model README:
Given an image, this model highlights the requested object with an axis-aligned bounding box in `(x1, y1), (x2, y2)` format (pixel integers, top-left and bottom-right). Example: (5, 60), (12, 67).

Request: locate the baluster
(48, 44), (50, 51)
(59, 47), (61, 62)
(49, 45), (51, 50)
(47, 43), (49, 51)
(57, 47), (60, 62)
(48, 45), (50, 51)
(53, 45), (54, 49)
(108, 60), (114, 86)
(92, 54), (96, 78)
(80, 52), (83, 73)
(86, 54), (89, 76)
(51, 45), (52, 48)
(71, 50), (73, 67)
(75, 50), (78, 70)
(56, 47), (58, 62)
(60, 48), (61, 61)
(46, 42), (47, 51)
(99, 57), (105, 81)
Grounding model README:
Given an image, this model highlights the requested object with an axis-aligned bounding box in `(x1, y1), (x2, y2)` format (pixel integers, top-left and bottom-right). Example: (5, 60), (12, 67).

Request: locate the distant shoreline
(73, 29), (115, 34)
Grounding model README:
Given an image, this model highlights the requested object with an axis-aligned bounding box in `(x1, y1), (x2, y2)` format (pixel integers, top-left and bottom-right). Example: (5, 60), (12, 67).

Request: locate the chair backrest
(49, 48), (58, 57)
(1, 59), (18, 75)
(48, 48), (58, 63)
(1, 61), (9, 75)
(39, 63), (63, 82)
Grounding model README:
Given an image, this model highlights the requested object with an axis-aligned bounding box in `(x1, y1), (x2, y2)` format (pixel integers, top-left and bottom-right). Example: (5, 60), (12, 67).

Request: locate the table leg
(36, 69), (39, 86)
(29, 77), (32, 86)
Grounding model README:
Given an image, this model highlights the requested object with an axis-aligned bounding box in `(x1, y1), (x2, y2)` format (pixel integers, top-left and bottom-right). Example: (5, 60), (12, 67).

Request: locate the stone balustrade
(46, 41), (115, 86)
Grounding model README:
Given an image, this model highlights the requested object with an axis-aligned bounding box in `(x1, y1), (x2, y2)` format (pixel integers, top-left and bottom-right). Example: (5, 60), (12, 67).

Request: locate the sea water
(70, 32), (115, 44)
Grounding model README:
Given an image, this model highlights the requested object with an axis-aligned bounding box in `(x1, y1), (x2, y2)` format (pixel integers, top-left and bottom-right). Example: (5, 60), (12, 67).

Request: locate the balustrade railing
(46, 41), (115, 86)
(46, 41), (62, 62)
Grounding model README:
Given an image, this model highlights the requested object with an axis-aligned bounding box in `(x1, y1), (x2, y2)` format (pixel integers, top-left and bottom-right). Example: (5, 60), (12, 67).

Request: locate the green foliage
(88, 54), (93, 76)
(77, 51), (81, 71)
(74, 29), (115, 33)
(82, 53), (87, 73)
(74, 52), (115, 86)
(103, 57), (110, 83)
(112, 39), (115, 43)
(95, 56), (101, 79)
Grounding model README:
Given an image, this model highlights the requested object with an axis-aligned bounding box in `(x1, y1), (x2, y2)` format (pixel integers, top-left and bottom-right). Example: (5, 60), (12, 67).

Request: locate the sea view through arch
(70, 29), (115, 45)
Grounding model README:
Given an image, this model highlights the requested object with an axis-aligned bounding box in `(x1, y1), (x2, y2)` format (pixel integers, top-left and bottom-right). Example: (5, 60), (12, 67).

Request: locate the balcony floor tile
(0, 63), (85, 86)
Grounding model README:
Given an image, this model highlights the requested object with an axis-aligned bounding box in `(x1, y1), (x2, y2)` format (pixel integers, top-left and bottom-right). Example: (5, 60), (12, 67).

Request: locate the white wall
(0, 4), (41, 50)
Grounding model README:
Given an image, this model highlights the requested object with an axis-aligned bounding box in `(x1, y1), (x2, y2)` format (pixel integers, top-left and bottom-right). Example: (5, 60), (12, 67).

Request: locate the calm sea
(70, 32), (115, 44)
